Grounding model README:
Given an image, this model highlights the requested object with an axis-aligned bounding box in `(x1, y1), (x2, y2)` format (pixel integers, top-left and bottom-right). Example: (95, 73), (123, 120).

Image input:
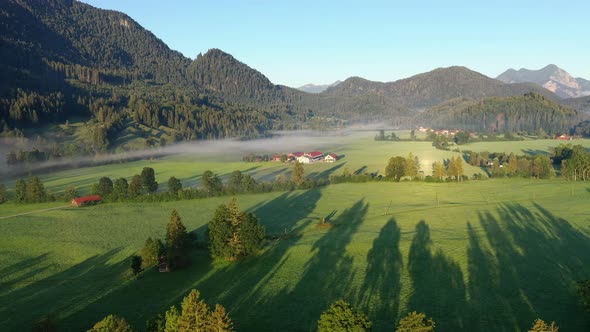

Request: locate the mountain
(418, 93), (581, 134)
(296, 81), (341, 93)
(325, 66), (558, 110)
(562, 95), (590, 115)
(0, 0), (190, 91)
(497, 65), (590, 99)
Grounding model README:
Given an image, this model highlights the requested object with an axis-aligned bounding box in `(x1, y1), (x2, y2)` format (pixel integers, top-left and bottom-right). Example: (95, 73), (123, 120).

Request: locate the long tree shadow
(250, 199), (370, 331)
(0, 248), (128, 331)
(158, 198), (369, 332)
(62, 189), (324, 331)
(407, 220), (467, 331)
(359, 218), (402, 331)
(467, 203), (590, 331)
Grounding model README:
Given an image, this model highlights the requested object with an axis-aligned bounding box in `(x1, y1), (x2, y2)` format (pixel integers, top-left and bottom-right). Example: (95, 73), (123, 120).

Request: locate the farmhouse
(271, 154), (282, 162)
(556, 134), (571, 140)
(324, 153), (338, 162)
(71, 195), (102, 207)
(307, 151), (324, 162)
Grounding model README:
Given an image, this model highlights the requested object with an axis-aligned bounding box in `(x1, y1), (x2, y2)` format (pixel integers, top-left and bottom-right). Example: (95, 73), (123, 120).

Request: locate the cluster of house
(556, 134), (573, 140)
(419, 127), (477, 137)
(270, 151), (339, 164)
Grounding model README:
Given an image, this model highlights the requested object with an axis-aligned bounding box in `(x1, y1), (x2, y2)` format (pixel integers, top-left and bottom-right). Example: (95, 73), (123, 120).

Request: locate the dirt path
(0, 205), (71, 220)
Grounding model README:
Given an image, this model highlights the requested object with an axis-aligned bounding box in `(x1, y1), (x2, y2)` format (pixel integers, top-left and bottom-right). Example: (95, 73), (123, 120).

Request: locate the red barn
(71, 195), (102, 207)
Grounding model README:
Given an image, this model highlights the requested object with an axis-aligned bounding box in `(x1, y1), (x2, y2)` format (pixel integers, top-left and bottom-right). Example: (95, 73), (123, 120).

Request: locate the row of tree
(465, 151), (555, 179)
(85, 289), (233, 332)
(316, 299), (560, 332)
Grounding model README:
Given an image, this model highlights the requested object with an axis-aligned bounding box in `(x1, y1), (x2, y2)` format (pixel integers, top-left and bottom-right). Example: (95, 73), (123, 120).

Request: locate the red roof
(307, 151), (323, 158)
(327, 153), (338, 158)
(271, 154), (282, 159)
(72, 195), (103, 204)
(292, 152), (304, 157)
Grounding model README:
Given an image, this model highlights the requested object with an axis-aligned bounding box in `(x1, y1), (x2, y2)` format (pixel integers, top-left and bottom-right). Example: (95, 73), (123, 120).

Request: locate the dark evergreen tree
(165, 209), (189, 269)
(26, 176), (46, 202)
(291, 160), (305, 186)
(167, 176), (182, 196)
(0, 184), (6, 204)
(113, 178), (128, 200)
(14, 178), (26, 203)
(130, 255), (142, 276)
(202, 170), (222, 196)
(140, 237), (164, 268)
(128, 174), (142, 197)
(141, 167), (158, 193)
(208, 198), (264, 260)
(96, 176), (113, 196)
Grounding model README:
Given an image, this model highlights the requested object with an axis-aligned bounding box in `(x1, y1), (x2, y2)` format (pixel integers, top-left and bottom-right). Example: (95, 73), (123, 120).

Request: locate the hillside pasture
(1, 179), (589, 331)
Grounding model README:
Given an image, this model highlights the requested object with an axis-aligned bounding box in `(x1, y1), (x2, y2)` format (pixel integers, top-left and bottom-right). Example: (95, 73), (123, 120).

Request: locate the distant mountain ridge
(497, 65), (590, 99)
(324, 66), (559, 110)
(296, 81), (341, 93)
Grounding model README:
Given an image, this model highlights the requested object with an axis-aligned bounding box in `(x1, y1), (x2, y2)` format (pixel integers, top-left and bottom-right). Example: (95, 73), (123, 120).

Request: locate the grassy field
(5, 133), (590, 197)
(1, 179), (589, 331)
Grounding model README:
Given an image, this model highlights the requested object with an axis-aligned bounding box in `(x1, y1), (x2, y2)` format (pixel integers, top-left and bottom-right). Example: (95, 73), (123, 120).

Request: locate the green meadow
(1, 134), (590, 331)
(1, 179), (590, 331)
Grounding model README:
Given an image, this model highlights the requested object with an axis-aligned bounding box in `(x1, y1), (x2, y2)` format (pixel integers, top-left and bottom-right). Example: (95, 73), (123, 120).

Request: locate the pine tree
(208, 204), (233, 259)
(96, 176), (113, 196)
(166, 210), (189, 269)
(141, 237), (164, 267)
(164, 306), (180, 332)
(26, 176), (46, 202)
(88, 314), (135, 332)
(317, 300), (372, 332)
(113, 178), (128, 200)
(529, 318), (559, 332)
(141, 167), (158, 193)
(178, 290), (211, 331)
(209, 304), (234, 332)
(15, 178), (27, 203)
(291, 160), (305, 186)
(128, 174), (142, 197)
(0, 184), (6, 204)
(396, 311), (435, 332)
(208, 198), (264, 260)
(167, 176), (182, 196)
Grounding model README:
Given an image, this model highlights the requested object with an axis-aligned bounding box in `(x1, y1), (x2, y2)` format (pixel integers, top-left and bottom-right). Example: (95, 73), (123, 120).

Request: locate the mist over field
(0, 130), (359, 178)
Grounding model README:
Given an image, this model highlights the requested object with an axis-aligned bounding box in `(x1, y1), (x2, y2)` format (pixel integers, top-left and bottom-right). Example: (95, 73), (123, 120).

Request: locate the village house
(71, 195), (102, 207)
(271, 154), (282, 162)
(297, 151), (324, 164)
(324, 153), (338, 162)
(556, 134), (571, 140)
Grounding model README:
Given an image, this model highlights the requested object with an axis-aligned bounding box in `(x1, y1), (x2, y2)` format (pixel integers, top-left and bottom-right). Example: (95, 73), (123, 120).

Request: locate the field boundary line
(0, 205), (70, 220)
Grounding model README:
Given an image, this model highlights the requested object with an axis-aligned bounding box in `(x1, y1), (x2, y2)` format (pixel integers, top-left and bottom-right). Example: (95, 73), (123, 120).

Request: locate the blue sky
(83, 0), (589, 87)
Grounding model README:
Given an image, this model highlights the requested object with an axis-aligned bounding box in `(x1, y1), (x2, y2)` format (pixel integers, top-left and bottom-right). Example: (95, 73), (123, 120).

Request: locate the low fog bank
(0, 129), (366, 179)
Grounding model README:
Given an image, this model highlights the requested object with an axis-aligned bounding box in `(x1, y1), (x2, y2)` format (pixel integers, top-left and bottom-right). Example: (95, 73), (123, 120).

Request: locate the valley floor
(1, 179), (589, 331)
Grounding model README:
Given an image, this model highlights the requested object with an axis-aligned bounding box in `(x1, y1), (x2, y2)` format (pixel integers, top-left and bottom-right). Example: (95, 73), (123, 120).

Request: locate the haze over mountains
(497, 65), (590, 99)
(296, 81), (342, 93)
(0, 0), (587, 150)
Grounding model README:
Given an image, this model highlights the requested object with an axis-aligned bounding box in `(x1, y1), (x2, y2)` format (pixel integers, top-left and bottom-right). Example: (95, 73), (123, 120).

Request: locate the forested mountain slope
(418, 93), (581, 134)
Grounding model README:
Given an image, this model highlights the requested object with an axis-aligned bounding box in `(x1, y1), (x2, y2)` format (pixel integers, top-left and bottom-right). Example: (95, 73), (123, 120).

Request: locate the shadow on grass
(521, 148), (550, 156)
(465, 203), (590, 331)
(407, 221), (466, 331)
(0, 248), (127, 331)
(58, 189), (325, 331)
(247, 199), (369, 331)
(359, 218), (402, 331)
